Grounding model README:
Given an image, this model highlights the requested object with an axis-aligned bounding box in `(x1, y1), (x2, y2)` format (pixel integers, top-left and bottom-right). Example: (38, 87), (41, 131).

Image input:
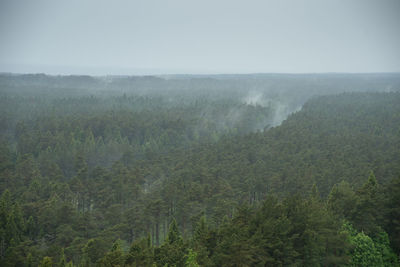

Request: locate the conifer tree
(155, 219), (186, 267)
(39, 256), (53, 267)
(59, 248), (67, 267)
(192, 216), (212, 266)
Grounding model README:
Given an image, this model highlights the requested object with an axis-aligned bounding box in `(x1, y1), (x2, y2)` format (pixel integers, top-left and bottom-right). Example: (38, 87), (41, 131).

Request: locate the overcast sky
(0, 0), (399, 75)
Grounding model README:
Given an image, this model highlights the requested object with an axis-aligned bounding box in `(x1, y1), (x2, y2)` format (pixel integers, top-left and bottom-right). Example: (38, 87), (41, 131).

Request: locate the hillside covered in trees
(0, 73), (400, 266)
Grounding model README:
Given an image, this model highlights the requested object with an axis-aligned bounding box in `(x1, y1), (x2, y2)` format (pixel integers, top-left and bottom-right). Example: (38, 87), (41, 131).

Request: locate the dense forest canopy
(0, 73), (399, 266)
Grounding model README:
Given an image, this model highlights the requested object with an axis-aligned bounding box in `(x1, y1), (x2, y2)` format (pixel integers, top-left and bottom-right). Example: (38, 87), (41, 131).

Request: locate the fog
(1, 2), (400, 263)
(1, 73), (399, 135)
(1, 0), (400, 75)
(1, 0), (400, 138)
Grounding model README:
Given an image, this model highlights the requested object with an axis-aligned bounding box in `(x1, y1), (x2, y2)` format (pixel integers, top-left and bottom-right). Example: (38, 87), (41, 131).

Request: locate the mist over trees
(0, 73), (400, 266)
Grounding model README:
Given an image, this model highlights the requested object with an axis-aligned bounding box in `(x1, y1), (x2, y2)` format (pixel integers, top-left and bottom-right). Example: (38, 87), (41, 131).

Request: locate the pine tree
(39, 256), (53, 267)
(25, 216), (36, 239)
(98, 239), (124, 266)
(185, 249), (200, 267)
(25, 252), (34, 267)
(83, 238), (107, 264)
(155, 219), (186, 267)
(59, 248), (67, 267)
(373, 229), (398, 267)
(166, 219), (183, 246)
(353, 172), (382, 235)
(385, 175), (400, 254)
(125, 236), (154, 266)
(192, 216), (212, 266)
(327, 180), (357, 219)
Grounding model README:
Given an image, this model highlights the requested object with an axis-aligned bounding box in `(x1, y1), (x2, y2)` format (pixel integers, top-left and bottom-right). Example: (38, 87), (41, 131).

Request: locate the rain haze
(0, 0), (399, 75)
(2, 1), (400, 265)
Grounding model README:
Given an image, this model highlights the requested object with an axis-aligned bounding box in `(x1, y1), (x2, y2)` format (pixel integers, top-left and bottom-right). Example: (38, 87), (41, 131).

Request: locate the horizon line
(1, 71), (400, 77)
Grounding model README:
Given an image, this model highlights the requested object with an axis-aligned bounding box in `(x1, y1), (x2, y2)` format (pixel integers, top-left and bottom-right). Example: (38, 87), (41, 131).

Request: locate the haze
(1, 0), (399, 75)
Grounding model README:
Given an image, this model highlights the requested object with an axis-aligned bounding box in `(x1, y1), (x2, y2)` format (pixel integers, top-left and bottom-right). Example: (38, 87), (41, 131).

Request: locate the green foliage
(0, 74), (400, 265)
(343, 222), (398, 267)
(97, 239), (124, 266)
(184, 249), (199, 267)
(192, 216), (213, 266)
(328, 181), (357, 219)
(125, 235), (154, 266)
(385, 176), (400, 254)
(155, 219), (187, 267)
(373, 230), (398, 267)
(59, 248), (67, 267)
(349, 232), (383, 267)
(83, 238), (108, 264)
(39, 256), (53, 267)
(352, 172), (383, 234)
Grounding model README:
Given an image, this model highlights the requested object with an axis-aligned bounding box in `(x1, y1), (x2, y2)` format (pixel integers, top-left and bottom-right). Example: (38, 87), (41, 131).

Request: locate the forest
(0, 73), (400, 266)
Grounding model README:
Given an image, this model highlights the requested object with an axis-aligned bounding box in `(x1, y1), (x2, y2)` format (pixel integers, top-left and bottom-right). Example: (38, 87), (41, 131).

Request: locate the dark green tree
(125, 235), (154, 266)
(155, 219), (186, 267)
(97, 239), (124, 267)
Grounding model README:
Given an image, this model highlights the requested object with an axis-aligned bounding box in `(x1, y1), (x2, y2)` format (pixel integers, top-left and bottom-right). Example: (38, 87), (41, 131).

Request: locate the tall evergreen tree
(155, 219), (186, 267)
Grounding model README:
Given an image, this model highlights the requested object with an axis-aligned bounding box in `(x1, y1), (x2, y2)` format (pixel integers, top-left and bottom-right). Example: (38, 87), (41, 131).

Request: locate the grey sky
(0, 0), (399, 75)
